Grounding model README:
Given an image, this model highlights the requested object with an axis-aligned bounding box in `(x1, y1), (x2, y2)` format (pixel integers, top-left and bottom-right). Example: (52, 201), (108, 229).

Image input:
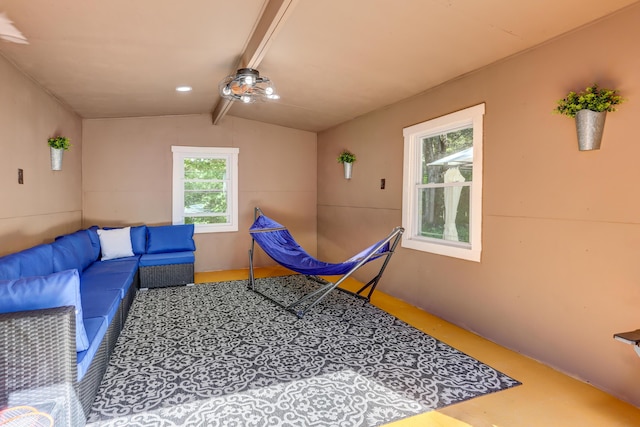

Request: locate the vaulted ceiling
(0, 0), (637, 132)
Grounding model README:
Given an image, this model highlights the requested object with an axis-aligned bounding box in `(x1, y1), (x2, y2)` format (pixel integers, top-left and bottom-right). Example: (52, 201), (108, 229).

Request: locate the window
(402, 104), (484, 262)
(172, 146), (239, 233)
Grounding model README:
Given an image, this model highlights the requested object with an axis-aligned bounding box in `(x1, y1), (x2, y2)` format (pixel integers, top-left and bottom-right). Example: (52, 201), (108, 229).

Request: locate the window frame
(172, 146), (239, 234)
(401, 103), (485, 262)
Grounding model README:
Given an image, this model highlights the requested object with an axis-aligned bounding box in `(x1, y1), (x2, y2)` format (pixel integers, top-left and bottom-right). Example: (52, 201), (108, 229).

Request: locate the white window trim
(401, 103), (485, 262)
(172, 146), (239, 233)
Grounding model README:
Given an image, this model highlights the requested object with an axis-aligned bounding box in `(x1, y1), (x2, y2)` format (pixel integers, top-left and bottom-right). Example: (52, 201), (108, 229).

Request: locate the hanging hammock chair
(248, 207), (404, 317)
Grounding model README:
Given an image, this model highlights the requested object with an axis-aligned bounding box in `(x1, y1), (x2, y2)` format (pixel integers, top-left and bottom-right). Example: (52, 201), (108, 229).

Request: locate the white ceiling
(0, 0), (637, 132)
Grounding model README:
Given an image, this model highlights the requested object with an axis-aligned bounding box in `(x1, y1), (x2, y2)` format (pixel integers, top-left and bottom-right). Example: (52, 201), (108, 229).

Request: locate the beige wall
(0, 55), (83, 255)
(82, 114), (317, 272)
(318, 5), (640, 406)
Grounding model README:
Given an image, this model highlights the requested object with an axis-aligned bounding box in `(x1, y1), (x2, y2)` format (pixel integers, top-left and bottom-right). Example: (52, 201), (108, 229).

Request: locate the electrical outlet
(380, 178), (385, 189)
(18, 169), (23, 184)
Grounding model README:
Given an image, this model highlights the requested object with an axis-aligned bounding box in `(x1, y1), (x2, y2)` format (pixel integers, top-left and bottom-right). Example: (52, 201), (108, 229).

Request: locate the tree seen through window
(183, 158), (229, 225)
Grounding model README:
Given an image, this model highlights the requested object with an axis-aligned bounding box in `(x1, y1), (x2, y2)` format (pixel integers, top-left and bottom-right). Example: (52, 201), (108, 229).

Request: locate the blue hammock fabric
(249, 214), (390, 276)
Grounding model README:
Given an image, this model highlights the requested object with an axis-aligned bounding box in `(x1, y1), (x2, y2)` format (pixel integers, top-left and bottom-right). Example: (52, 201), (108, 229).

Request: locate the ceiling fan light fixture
(219, 68), (279, 103)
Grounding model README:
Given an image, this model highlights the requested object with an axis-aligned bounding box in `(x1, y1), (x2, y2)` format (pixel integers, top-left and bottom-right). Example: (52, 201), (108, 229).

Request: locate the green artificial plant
(48, 136), (71, 150)
(555, 83), (625, 118)
(337, 150), (356, 163)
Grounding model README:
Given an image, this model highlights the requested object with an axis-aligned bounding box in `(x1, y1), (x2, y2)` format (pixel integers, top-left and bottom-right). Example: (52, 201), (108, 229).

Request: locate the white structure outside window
(172, 146), (239, 233)
(402, 103), (484, 262)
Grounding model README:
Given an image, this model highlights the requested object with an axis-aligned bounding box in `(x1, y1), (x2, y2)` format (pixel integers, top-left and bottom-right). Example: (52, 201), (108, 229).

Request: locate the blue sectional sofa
(0, 224), (196, 426)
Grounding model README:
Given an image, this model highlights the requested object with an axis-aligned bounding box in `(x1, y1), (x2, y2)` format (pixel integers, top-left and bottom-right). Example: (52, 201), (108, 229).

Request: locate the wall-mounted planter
(48, 136), (70, 170)
(50, 147), (64, 170)
(555, 84), (624, 152)
(337, 150), (356, 180)
(343, 162), (352, 179)
(575, 109), (607, 151)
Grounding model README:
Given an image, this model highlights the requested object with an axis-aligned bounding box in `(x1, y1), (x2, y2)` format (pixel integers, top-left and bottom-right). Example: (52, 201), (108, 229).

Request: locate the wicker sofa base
(140, 263), (194, 289)
(77, 276), (138, 416)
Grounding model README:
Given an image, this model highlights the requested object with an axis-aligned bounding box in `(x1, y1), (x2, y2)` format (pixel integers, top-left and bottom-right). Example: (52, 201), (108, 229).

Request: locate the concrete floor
(195, 267), (640, 427)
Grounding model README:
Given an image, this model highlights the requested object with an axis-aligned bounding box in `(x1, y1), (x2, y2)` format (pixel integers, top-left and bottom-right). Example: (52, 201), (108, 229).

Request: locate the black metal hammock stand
(248, 207), (404, 318)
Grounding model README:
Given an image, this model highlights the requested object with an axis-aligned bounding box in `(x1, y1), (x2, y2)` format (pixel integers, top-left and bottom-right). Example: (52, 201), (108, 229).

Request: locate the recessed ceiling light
(176, 86), (192, 92)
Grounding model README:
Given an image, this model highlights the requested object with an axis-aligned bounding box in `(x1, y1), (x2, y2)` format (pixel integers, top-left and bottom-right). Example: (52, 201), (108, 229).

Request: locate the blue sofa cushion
(0, 253), (21, 280)
(81, 257), (139, 298)
(83, 257), (140, 277)
(146, 224), (195, 254)
(0, 269), (90, 352)
(131, 225), (147, 255)
(16, 244), (54, 277)
(51, 239), (80, 273)
(77, 316), (107, 381)
(139, 251), (195, 267)
(81, 288), (121, 324)
(86, 226), (102, 260)
(51, 230), (96, 272)
(53, 230), (96, 272)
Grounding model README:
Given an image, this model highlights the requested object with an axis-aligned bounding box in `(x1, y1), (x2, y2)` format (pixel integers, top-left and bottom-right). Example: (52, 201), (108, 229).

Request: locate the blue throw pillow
(0, 269), (90, 352)
(146, 224), (196, 254)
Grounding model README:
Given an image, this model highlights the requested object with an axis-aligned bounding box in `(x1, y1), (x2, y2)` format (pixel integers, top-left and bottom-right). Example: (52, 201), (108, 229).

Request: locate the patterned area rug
(88, 275), (520, 426)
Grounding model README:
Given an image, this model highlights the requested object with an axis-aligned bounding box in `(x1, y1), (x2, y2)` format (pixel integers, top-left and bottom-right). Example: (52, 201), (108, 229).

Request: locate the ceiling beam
(211, 0), (298, 125)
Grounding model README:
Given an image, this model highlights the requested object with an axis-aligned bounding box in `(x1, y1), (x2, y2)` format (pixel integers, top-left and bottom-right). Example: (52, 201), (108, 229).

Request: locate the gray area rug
(88, 275), (520, 426)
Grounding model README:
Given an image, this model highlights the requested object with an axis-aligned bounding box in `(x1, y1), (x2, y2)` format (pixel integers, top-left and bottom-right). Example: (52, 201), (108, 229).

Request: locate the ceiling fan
(0, 12), (28, 44)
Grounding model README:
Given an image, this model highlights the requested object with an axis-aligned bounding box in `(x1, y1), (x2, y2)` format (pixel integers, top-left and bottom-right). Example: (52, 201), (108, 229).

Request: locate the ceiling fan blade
(0, 12), (28, 44)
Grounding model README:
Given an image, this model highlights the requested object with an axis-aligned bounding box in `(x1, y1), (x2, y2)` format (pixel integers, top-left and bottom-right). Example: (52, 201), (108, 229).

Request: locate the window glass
(418, 126), (473, 244)
(417, 185), (470, 243)
(184, 158), (227, 180)
(172, 147), (239, 233)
